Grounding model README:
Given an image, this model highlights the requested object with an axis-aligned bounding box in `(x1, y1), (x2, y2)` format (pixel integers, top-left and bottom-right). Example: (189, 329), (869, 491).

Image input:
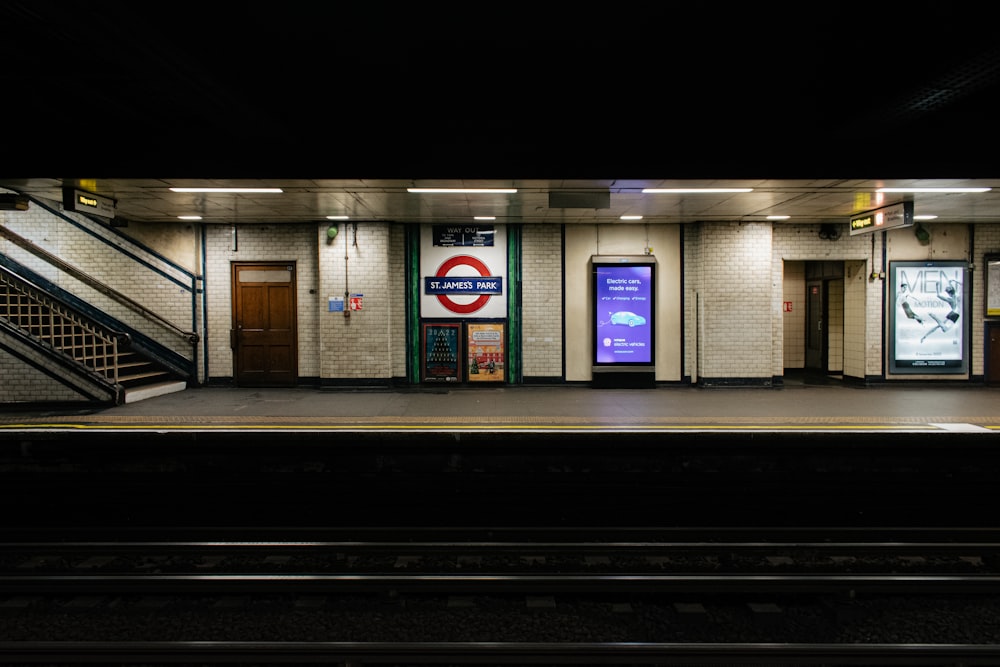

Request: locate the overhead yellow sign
(849, 201), (913, 236)
(62, 188), (116, 219)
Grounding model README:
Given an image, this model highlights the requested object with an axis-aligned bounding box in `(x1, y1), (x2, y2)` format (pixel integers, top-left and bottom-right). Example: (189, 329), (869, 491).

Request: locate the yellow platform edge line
(0, 422), (960, 431)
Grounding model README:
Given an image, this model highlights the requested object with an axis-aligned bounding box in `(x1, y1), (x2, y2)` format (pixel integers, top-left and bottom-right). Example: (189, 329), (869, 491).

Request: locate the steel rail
(2, 640), (1000, 666)
(4, 527), (1000, 592)
(4, 572), (1000, 595)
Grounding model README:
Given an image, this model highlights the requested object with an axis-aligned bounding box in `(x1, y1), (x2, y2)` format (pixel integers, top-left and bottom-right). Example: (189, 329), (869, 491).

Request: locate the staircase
(98, 349), (188, 403)
(0, 266), (188, 405)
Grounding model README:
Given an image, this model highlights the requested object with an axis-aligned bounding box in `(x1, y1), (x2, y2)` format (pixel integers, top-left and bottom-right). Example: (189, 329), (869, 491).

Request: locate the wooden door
(232, 262), (298, 386)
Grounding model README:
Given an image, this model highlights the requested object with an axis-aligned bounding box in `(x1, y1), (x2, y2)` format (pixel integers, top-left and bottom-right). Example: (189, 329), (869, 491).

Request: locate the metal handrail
(0, 224), (198, 344)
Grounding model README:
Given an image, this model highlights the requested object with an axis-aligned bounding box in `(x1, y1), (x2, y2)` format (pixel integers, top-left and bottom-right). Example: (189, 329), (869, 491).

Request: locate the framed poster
(888, 261), (968, 374)
(466, 321), (505, 382)
(591, 258), (656, 366)
(422, 322), (461, 382)
(986, 254), (1000, 317)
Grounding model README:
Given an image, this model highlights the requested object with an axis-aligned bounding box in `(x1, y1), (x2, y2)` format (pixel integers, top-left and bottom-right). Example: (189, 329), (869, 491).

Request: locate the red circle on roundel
(435, 255), (492, 314)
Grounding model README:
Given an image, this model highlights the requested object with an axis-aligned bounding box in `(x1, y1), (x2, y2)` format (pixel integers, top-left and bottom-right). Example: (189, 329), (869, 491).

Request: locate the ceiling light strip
(407, 188), (517, 194)
(169, 187), (284, 193)
(877, 187), (991, 193)
(641, 188), (753, 194)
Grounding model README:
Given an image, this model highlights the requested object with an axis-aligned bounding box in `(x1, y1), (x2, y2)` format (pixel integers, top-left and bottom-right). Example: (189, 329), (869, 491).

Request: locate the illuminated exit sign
(849, 201), (913, 236)
(62, 188), (116, 219)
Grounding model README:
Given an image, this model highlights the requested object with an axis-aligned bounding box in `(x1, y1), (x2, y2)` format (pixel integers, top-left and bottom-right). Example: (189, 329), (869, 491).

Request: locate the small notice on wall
(328, 296), (344, 312)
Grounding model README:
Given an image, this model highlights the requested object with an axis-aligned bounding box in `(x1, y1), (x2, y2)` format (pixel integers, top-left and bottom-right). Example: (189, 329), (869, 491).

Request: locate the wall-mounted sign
(849, 201), (913, 236)
(432, 225), (495, 247)
(62, 188), (116, 219)
(420, 225), (507, 318)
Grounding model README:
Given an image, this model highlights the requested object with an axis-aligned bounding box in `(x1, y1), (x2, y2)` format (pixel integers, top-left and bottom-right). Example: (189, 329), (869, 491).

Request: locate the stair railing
(0, 267), (129, 384)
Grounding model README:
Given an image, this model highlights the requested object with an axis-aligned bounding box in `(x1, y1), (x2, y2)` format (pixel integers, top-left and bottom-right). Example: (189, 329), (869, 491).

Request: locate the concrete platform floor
(4, 380), (1000, 431)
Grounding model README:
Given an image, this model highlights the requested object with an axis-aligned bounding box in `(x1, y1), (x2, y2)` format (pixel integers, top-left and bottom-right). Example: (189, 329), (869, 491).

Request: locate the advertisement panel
(466, 321), (505, 382)
(889, 261), (968, 374)
(592, 260), (655, 366)
(422, 322), (461, 382)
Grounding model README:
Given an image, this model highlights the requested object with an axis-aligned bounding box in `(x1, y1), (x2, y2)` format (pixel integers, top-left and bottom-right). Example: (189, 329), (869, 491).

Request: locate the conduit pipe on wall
(343, 223), (350, 320)
(692, 291), (699, 384)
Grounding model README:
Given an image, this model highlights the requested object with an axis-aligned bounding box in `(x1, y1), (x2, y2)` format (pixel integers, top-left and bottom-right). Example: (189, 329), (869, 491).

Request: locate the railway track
(3, 526), (1000, 595)
(5, 526), (1000, 661)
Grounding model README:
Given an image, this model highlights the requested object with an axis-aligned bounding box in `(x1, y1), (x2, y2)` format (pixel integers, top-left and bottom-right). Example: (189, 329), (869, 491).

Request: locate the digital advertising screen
(592, 260), (655, 365)
(888, 260), (968, 374)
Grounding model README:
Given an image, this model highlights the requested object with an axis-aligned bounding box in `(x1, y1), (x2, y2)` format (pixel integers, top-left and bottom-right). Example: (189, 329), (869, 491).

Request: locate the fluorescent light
(641, 188), (753, 193)
(474, 216), (496, 221)
(326, 215), (349, 220)
(407, 188), (517, 194)
(876, 187), (991, 193)
(169, 187), (284, 193)
(619, 215), (643, 220)
(178, 215), (202, 220)
(914, 214), (939, 220)
(767, 215), (790, 220)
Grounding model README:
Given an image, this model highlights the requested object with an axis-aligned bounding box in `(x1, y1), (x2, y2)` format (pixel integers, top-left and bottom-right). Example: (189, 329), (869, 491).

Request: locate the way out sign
(420, 225), (507, 318)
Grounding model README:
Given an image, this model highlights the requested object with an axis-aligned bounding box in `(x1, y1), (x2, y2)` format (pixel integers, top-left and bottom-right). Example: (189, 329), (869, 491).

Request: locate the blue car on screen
(609, 311), (646, 327)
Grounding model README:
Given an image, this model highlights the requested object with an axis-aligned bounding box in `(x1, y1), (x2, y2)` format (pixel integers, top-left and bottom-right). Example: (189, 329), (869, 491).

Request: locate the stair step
(118, 370), (171, 383)
(124, 380), (187, 404)
(93, 360), (157, 372)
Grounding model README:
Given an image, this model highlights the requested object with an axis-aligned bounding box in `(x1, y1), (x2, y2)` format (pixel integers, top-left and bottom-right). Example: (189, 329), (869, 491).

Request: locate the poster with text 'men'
(889, 261), (968, 374)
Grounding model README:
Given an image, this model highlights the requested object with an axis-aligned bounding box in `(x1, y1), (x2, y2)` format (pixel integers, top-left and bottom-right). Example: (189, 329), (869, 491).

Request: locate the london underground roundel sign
(425, 255), (504, 315)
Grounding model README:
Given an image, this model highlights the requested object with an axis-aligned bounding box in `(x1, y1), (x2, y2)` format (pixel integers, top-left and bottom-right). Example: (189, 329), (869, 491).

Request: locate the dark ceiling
(3, 3), (1000, 180)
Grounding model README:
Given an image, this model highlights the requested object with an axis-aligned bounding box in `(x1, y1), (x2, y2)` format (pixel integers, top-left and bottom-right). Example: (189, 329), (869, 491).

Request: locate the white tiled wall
(315, 223), (394, 381)
(782, 261), (805, 369)
(521, 224), (563, 379)
(827, 278), (844, 372)
(693, 222), (773, 381)
(4, 202), (997, 402)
